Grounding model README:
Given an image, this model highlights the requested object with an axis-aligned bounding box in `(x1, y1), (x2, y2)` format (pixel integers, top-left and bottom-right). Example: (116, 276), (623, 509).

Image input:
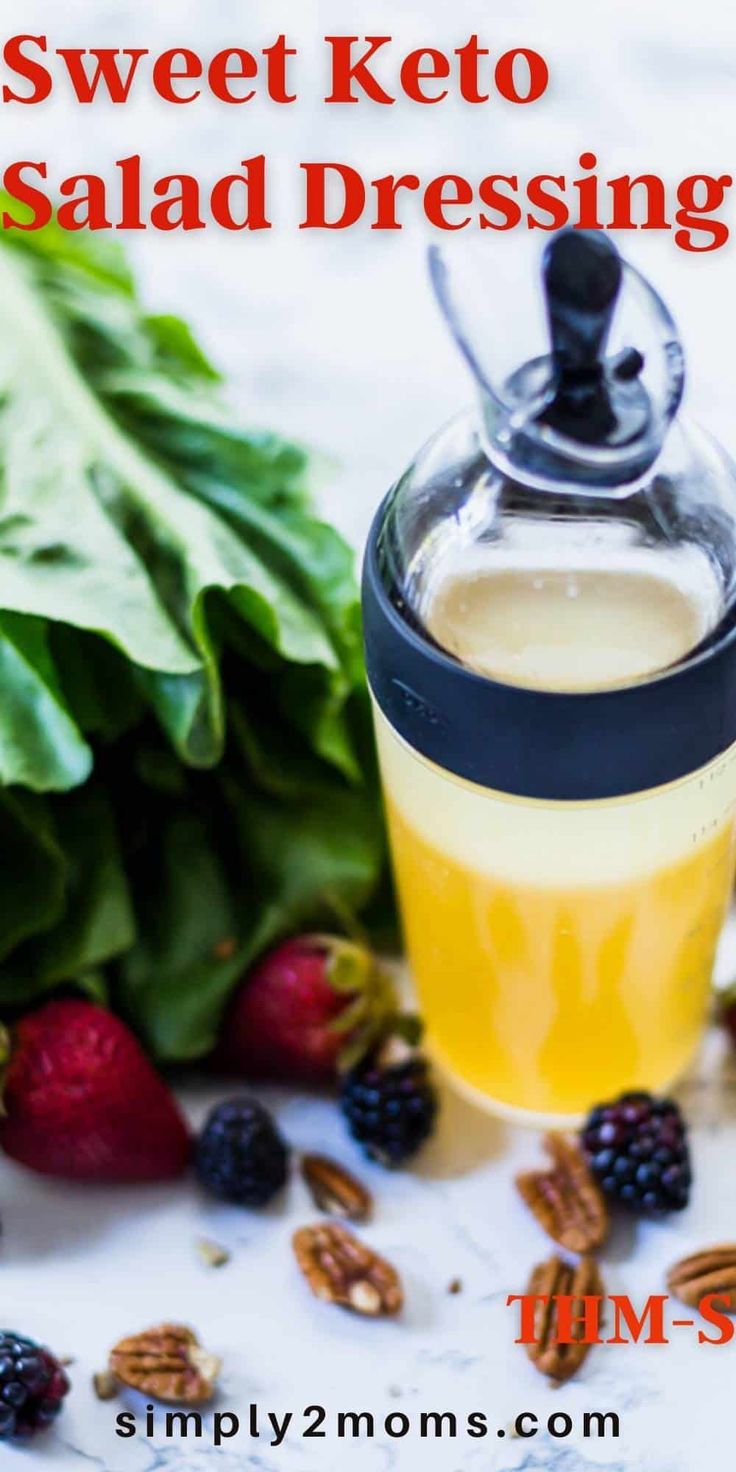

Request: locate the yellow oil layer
(386, 798), (735, 1118)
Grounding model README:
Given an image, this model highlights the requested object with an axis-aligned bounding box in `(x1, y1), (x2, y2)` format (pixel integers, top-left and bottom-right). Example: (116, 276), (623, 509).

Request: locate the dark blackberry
(341, 1054), (438, 1167)
(195, 1099), (289, 1206)
(582, 1091), (691, 1216)
(0, 1332), (70, 1441)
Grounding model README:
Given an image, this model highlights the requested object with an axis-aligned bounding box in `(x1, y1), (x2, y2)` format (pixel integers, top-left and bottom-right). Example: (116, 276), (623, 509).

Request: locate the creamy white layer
(375, 708), (736, 886)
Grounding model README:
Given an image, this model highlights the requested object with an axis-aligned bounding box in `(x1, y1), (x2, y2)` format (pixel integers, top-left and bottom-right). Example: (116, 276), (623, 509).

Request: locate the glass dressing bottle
(362, 230), (736, 1123)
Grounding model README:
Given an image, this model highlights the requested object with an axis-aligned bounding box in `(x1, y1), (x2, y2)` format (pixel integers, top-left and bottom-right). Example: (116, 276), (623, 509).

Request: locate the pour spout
(540, 230), (643, 445)
(544, 229), (622, 378)
(428, 230), (685, 488)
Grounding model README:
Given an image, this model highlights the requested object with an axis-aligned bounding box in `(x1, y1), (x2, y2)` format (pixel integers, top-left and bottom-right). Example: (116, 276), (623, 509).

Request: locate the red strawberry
(0, 999), (190, 1182)
(216, 935), (416, 1087)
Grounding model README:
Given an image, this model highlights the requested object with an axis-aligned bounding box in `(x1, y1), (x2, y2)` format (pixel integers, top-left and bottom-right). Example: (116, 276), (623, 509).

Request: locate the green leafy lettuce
(0, 217), (387, 1059)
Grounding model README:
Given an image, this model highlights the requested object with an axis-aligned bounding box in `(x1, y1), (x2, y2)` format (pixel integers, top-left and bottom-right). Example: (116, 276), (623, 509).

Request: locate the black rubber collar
(362, 495), (736, 802)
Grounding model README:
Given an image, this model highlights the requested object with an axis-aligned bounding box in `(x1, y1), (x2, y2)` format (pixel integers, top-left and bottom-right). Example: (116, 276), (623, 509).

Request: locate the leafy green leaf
(0, 786), (135, 993)
(114, 807), (243, 1060)
(50, 625), (144, 742)
(144, 314), (221, 384)
(0, 613), (91, 790)
(113, 763), (386, 1061)
(0, 217), (389, 1058)
(0, 790), (66, 964)
(224, 777), (386, 958)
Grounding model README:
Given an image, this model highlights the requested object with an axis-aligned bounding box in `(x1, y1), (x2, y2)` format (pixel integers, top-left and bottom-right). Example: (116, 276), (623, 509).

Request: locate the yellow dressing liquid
(376, 563), (736, 1120)
(385, 795), (733, 1118)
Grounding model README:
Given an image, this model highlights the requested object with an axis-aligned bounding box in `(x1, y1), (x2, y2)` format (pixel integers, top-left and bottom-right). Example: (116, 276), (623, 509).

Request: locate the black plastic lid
(363, 504), (736, 801)
(538, 231), (650, 449)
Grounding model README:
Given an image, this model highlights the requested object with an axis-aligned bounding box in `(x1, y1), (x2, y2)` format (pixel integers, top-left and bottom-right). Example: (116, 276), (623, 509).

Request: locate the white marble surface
(1, 0), (736, 1466)
(4, 1023), (736, 1472)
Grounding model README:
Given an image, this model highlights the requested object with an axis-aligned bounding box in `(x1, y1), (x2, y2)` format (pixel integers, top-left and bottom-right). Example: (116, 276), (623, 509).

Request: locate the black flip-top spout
(539, 230), (648, 447)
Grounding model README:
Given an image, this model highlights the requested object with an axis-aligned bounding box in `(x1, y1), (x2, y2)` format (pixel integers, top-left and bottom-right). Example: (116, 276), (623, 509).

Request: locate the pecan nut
(293, 1222), (403, 1316)
(516, 1133), (608, 1253)
(524, 1254), (605, 1384)
(109, 1324), (221, 1405)
(667, 1244), (736, 1312)
(302, 1154), (372, 1222)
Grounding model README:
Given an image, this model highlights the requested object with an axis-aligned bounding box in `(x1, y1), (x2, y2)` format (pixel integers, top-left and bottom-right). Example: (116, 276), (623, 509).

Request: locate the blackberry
(196, 1098), (289, 1206)
(582, 1091), (691, 1216)
(341, 1054), (438, 1167)
(0, 1332), (70, 1441)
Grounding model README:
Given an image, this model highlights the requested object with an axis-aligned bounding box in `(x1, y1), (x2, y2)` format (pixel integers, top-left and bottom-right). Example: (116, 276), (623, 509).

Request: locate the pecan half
(516, 1133), (608, 1253)
(109, 1324), (221, 1405)
(524, 1254), (605, 1383)
(667, 1244), (736, 1312)
(302, 1154), (372, 1222)
(293, 1222), (403, 1316)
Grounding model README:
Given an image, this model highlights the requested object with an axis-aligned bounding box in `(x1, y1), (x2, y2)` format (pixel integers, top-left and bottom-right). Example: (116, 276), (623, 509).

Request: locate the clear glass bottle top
(379, 231), (736, 695)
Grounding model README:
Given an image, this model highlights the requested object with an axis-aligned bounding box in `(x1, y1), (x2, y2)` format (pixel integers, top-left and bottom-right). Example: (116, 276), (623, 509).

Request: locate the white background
(0, 2), (735, 1468)
(3, 0), (736, 543)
